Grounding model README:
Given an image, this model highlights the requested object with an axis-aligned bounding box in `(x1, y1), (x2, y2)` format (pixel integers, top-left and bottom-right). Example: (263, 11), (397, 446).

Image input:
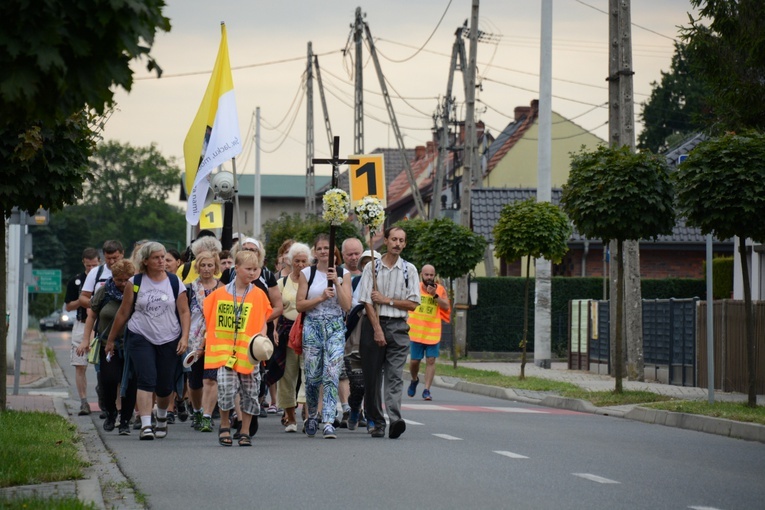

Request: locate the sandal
(238, 433), (252, 447)
(280, 415), (288, 426)
(218, 427), (232, 447)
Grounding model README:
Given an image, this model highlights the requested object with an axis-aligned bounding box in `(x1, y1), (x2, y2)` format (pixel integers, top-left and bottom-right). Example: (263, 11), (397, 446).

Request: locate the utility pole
(353, 7), (364, 155)
(608, 0), (644, 380)
(534, 0), (553, 368)
(363, 20), (426, 217)
(432, 23), (469, 220)
(454, 0), (480, 359)
(305, 42), (315, 213)
(254, 107), (262, 238)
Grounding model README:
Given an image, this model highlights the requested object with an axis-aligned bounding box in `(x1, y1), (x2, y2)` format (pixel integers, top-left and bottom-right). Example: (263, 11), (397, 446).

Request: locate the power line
(573, 0), (676, 41)
(481, 76), (607, 108)
(133, 49), (344, 81)
(375, 0), (453, 63)
(375, 37), (651, 97)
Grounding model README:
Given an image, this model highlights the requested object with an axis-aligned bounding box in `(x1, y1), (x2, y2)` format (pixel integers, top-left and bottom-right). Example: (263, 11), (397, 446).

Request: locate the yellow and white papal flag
(183, 22), (242, 225)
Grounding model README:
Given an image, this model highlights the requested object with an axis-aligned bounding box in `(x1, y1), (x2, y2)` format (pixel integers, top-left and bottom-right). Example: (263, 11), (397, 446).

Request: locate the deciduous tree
(562, 146), (675, 392)
(681, 0), (765, 132)
(493, 199), (571, 379)
(675, 132), (765, 407)
(413, 218), (486, 367)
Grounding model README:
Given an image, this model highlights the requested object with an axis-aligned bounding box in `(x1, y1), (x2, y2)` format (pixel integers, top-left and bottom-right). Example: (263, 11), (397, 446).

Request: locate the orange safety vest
(407, 283), (450, 345)
(203, 285), (272, 374)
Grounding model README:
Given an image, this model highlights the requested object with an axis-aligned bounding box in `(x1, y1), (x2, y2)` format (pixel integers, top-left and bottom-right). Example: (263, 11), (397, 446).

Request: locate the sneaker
(267, 404), (278, 414)
(191, 410), (203, 430)
(366, 419), (375, 434)
(133, 417), (142, 430)
(155, 417), (168, 438)
(407, 378), (419, 398)
(339, 410), (350, 429)
(166, 411), (176, 425)
(347, 410), (359, 431)
(323, 423), (337, 439)
(305, 417), (318, 437)
(199, 416), (213, 433)
(103, 412), (116, 432)
(99, 411), (107, 419)
(358, 411), (368, 428)
(139, 426), (155, 440)
(370, 425), (385, 438)
(118, 420), (131, 436)
(175, 399), (189, 422)
(259, 406), (268, 418)
(389, 419), (406, 439)
(422, 388), (432, 401)
(78, 401), (91, 416)
(285, 422), (298, 433)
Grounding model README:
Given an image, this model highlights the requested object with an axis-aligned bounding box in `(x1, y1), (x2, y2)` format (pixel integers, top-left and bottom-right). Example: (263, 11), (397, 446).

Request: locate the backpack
(131, 271), (181, 324)
(374, 258), (410, 287)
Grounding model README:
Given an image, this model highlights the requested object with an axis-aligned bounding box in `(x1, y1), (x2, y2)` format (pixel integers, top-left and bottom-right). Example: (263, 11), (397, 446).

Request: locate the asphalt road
(49, 330), (765, 510)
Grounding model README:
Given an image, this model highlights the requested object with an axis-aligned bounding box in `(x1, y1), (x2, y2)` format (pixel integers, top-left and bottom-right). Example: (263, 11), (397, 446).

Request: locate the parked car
(39, 310), (76, 331)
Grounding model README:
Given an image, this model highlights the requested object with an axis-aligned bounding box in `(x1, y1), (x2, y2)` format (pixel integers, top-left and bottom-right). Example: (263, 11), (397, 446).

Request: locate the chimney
(415, 145), (426, 160)
(514, 106), (531, 121)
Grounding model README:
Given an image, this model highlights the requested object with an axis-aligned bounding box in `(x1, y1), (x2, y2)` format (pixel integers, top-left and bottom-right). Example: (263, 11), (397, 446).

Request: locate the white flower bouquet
(322, 188), (350, 226)
(354, 196), (385, 233)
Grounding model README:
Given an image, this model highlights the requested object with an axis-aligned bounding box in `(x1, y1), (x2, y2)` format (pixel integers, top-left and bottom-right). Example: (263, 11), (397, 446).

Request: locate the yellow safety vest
(407, 283), (448, 345)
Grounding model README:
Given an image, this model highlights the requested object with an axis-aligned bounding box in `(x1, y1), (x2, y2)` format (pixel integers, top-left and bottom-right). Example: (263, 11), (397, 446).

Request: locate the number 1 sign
(349, 154), (386, 207)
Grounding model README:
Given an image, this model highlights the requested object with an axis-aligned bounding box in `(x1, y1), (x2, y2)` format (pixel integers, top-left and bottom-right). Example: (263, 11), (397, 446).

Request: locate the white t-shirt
(127, 274), (185, 345)
(82, 264), (112, 294)
(301, 266), (342, 319)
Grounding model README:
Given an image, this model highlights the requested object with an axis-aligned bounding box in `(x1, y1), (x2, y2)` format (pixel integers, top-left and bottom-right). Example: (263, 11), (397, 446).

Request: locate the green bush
(704, 256), (734, 299)
(467, 276), (705, 355)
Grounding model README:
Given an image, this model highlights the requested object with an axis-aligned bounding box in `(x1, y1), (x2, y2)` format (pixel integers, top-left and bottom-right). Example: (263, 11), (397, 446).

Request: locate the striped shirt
(358, 256), (420, 319)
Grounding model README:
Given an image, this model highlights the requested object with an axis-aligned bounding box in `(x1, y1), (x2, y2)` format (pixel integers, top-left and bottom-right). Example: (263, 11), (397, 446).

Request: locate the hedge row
(466, 277), (705, 355)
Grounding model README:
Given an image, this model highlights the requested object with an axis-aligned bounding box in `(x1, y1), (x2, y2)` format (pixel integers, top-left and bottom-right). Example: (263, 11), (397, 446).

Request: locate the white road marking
(572, 473), (621, 484)
(688, 507), (725, 510)
(483, 407), (546, 414)
(403, 418), (423, 426)
(493, 450), (529, 459)
(28, 391), (69, 397)
(433, 433), (463, 441)
(404, 404), (455, 411)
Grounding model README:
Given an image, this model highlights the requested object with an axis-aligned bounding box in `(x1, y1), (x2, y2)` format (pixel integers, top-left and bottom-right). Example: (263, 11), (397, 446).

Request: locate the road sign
(200, 203), (223, 229)
(349, 154), (386, 206)
(28, 269), (62, 294)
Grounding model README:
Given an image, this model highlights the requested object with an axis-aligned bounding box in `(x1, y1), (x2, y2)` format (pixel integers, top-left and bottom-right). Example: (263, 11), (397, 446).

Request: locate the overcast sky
(102, 0), (697, 180)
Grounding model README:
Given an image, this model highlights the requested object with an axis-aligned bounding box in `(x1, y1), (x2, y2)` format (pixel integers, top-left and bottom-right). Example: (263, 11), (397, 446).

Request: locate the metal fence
(570, 298), (698, 386)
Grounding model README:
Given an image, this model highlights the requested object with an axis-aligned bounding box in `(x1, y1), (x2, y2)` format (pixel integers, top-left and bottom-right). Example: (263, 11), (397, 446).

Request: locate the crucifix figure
(312, 136), (359, 286)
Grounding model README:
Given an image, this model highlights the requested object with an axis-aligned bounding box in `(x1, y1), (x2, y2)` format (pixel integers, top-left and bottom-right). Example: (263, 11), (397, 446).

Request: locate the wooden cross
(312, 136), (359, 287)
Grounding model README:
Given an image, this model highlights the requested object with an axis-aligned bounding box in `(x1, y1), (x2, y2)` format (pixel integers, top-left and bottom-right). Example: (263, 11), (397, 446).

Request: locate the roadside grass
(643, 400), (765, 426)
(422, 363), (581, 393)
(0, 496), (96, 510)
(46, 347), (57, 364)
(424, 363), (765, 418)
(0, 411), (85, 488)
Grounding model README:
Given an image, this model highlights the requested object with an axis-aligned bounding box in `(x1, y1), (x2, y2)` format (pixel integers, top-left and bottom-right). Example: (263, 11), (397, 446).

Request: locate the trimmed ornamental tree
(675, 132), (765, 407)
(492, 199), (572, 379)
(561, 145), (675, 393)
(414, 217), (486, 368)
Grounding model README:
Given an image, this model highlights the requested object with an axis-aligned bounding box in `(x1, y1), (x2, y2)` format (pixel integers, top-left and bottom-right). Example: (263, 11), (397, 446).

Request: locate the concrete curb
(40, 331), (144, 509)
(625, 406), (765, 443)
(428, 375), (765, 444)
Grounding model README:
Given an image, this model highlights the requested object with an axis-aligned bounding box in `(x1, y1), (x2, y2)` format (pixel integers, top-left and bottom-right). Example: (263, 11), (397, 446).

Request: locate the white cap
(360, 249), (382, 261)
